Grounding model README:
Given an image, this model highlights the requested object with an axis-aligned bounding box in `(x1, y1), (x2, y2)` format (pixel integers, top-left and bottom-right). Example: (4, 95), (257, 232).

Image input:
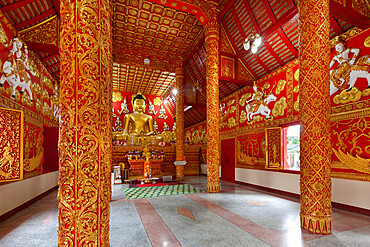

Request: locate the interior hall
(0, 0), (370, 246)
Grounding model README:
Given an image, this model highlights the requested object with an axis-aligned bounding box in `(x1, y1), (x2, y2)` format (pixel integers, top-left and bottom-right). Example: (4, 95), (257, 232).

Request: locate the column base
(174, 161), (186, 181)
(300, 213), (332, 235)
(207, 183), (220, 193)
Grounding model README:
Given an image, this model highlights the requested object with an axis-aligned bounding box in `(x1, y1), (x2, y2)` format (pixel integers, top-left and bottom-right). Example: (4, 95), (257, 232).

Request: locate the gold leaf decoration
(31, 82), (42, 95)
(27, 57), (39, 77)
(230, 105), (236, 113)
(43, 76), (53, 89)
(362, 88), (370, 96)
(112, 91), (123, 102)
(35, 98), (42, 113)
(365, 36), (370, 48)
(272, 97), (287, 117)
(294, 95), (300, 112)
(240, 110), (247, 123)
(227, 117), (236, 128)
(294, 69), (299, 81)
(275, 80), (286, 95)
(333, 148), (370, 174)
(239, 93), (251, 106)
(227, 99), (235, 106)
(333, 87), (362, 104)
(153, 97), (162, 106)
(6, 88), (20, 102)
(0, 22), (9, 46)
(21, 92), (34, 107)
(293, 85), (300, 93)
(43, 89), (50, 101)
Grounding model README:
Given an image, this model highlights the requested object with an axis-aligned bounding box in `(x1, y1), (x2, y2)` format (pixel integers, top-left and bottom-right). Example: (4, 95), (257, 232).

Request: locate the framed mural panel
(0, 107), (24, 182)
(265, 127), (282, 170)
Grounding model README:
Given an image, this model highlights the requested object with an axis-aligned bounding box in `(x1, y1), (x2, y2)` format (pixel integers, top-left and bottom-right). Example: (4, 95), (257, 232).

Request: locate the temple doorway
(221, 138), (235, 182)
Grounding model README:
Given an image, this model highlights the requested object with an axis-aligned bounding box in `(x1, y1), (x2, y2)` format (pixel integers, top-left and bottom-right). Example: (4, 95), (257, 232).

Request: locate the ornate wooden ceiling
(113, 63), (176, 96)
(0, 0), (369, 127)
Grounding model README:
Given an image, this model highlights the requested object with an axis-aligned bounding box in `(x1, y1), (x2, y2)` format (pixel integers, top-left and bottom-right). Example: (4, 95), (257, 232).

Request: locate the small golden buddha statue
(114, 93), (162, 144)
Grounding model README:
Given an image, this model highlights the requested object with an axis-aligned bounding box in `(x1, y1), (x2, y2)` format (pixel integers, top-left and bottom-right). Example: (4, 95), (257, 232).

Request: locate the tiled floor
(1, 176), (370, 247)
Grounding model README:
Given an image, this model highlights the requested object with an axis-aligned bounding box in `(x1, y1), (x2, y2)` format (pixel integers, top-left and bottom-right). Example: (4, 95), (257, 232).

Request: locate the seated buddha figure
(115, 93), (162, 144)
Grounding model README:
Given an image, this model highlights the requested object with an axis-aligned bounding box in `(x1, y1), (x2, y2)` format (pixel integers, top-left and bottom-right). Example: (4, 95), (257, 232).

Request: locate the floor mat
(123, 184), (203, 199)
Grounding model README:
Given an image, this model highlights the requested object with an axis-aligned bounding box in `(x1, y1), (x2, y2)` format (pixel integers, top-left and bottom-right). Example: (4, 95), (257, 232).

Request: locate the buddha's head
(133, 94), (146, 113)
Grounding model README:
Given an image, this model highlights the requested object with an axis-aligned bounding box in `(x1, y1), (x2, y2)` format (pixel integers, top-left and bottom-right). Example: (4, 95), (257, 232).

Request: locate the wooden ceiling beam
(0, 0), (35, 12)
(14, 9), (56, 30)
(25, 41), (59, 54)
(218, 0), (238, 20)
(40, 54), (59, 63)
(183, 36), (205, 65)
(47, 62), (60, 71)
(221, 20), (240, 54)
(231, 7), (247, 40)
(329, 15), (343, 36)
(192, 57), (206, 85)
(329, 1), (370, 30)
(219, 76), (253, 86)
(52, 0), (61, 16)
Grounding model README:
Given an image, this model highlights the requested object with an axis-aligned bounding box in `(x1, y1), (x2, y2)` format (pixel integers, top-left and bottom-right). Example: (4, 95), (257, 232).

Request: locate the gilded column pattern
(58, 0), (112, 245)
(299, 0), (332, 234)
(205, 20), (220, 193)
(175, 67), (185, 180)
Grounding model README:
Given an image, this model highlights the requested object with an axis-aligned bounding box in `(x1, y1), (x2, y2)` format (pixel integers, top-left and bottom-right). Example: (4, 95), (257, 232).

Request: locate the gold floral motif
(240, 110), (247, 123)
(58, 0), (112, 243)
(293, 85), (300, 93)
(27, 57), (39, 77)
(153, 97), (162, 105)
(333, 149), (370, 174)
(365, 36), (370, 47)
(227, 117), (236, 128)
(21, 92), (34, 108)
(362, 88), (370, 96)
(230, 105), (236, 113)
(6, 88), (20, 102)
(112, 91), (123, 102)
(35, 98), (42, 113)
(0, 107), (23, 182)
(205, 20), (220, 193)
(42, 89), (50, 101)
(0, 22), (9, 47)
(299, 0), (332, 235)
(0, 85), (4, 94)
(175, 67), (185, 162)
(275, 80), (286, 95)
(294, 95), (300, 112)
(272, 97), (287, 117)
(227, 99), (235, 106)
(333, 87), (362, 104)
(239, 93), (251, 106)
(20, 15), (59, 46)
(42, 76), (53, 90)
(294, 69), (299, 81)
(31, 83), (42, 95)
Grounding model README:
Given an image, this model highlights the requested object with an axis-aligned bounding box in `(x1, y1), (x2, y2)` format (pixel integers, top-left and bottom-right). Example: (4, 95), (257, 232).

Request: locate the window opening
(283, 125), (300, 170)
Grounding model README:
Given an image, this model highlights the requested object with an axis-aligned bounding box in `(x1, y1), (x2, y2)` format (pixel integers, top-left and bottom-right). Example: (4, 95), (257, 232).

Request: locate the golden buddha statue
(114, 93), (162, 144)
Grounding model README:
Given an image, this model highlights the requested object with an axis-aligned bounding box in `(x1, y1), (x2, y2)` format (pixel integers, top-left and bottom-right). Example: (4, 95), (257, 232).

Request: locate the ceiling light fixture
(243, 33), (262, 54)
(172, 89), (178, 95)
(144, 58), (150, 65)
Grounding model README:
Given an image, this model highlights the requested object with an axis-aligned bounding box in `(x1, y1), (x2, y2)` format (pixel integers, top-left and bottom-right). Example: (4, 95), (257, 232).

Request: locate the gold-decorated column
(174, 67), (186, 181)
(58, 0), (112, 245)
(299, 0), (332, 235)
(205, 21), (220, 193)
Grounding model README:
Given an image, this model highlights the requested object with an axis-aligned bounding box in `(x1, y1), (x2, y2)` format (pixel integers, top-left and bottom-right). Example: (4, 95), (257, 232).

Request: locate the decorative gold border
(265, 127), (282, 170)
(0, 107), (24, 182)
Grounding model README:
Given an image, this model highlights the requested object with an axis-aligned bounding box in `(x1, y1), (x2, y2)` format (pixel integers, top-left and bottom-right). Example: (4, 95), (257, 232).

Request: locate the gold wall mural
(0, 107), (23, 182)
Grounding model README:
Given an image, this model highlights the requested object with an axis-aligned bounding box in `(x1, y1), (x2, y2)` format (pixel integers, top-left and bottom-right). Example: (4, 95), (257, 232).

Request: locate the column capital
(175, 67), (185, 77)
